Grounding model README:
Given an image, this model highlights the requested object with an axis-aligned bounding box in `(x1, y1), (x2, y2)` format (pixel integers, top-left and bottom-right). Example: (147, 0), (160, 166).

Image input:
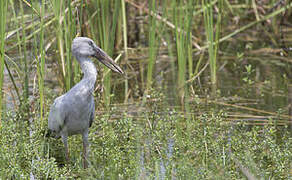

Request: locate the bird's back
(48, 81), (95, 137)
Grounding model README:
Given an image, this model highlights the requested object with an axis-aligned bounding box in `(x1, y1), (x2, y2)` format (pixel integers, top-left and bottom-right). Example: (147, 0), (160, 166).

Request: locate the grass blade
(0, 0), (8, 124)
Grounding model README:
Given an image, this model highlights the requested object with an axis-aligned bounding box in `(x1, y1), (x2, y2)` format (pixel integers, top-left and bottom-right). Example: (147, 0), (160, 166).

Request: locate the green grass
(0, 0), (7, 123)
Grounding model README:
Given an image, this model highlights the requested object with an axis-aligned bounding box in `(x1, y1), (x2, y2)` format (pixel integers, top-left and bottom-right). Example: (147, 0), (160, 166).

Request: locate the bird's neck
(78, 57), (97, 85)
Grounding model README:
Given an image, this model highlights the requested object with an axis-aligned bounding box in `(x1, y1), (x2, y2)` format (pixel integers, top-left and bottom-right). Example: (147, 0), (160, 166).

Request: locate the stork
(48, 37), (123, 168)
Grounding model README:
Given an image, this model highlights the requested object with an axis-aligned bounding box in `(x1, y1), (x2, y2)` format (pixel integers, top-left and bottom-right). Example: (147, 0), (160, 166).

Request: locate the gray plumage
(48, 37), (123, 168)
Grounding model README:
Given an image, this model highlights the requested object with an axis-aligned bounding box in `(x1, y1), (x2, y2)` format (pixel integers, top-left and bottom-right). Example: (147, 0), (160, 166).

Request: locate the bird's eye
(88, 41), (93, 46)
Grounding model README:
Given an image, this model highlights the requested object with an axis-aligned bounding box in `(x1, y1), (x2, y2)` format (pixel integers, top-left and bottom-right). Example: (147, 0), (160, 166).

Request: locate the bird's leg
(82, 130), (89, 168)
(61, 134), (70, 164)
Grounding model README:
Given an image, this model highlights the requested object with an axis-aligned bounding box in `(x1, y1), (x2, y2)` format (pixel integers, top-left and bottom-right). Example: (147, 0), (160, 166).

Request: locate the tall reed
(172, 0), (194, 133)
(203, 0), (221, 85)
(9, 0), (23, 107)
(146, 0), (158, 92)
(64, 1), (72, 91)
(52, 0), (78, 91)
(121, 0), (128, 102)
(0, 0), (7, 124)
(37, 0), (45, 125)
(52, 1), (64, 89)
(52, 0), (64, 89)
(18, 1), (31, 121)
(172, 0), (194, 98)
(94, 0), (120, 107)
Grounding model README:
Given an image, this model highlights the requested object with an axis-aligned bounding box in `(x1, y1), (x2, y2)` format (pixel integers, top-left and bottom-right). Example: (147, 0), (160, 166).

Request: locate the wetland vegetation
(0, 0), (292, 179)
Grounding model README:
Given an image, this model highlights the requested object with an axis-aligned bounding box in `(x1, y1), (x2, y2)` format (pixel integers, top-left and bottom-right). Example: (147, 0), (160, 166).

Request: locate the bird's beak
(93, 46), (124, 74)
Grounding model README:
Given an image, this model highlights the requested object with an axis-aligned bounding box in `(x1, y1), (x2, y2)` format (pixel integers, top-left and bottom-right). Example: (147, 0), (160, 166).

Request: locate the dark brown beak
(93, 46), (124, 74)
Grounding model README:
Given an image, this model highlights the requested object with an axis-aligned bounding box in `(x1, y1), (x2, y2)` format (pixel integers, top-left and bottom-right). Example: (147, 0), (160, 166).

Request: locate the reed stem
(121, 0), (128, 103)
(95, 0), (120, 107)
(146, 0), (158, 91)
(0, 0), (7, 124)
(38, 0), (45, 125)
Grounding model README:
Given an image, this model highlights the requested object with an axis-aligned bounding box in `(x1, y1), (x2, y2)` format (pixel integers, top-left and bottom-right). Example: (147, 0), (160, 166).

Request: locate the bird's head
(72, 37), (123, 74)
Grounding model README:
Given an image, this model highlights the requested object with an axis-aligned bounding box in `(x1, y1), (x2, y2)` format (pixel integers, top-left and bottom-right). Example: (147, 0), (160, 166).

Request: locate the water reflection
(159, 138), (175, 180)
(139, 137), (175, 179)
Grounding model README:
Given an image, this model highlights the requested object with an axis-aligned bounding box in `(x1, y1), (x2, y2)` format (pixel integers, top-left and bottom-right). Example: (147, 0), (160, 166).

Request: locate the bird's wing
(48, 95), (66, 133)
(89, 98), (95, 128)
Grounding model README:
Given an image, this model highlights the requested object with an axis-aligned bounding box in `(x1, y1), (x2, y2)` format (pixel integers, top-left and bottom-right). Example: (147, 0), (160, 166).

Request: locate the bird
(48, 37), (123, 168)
